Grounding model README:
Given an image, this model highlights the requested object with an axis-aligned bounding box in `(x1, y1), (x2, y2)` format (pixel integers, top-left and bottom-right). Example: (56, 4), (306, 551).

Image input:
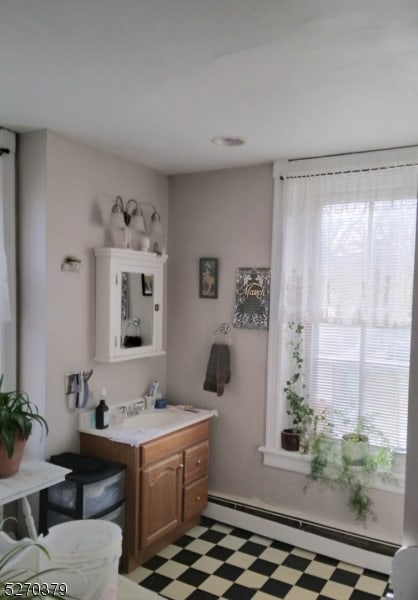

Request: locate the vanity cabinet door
(94, 247), (168, 362)
(141, 452), (183, 548)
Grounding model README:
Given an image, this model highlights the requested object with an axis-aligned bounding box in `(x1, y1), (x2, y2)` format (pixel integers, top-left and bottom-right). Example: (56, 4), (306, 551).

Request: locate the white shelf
(0, 457), (71, 505)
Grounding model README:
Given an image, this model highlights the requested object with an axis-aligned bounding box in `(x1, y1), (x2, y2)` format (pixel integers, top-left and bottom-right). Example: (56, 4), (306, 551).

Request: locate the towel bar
(211, 323), (232, 345)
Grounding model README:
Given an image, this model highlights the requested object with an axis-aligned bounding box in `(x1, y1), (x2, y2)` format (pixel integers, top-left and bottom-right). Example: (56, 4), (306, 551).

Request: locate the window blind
(305, 193), (416, 449)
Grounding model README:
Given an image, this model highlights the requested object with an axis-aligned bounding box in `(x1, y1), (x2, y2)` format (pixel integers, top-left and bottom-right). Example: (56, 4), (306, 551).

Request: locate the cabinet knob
(178, 463), (184, 469)
(196, 459), (202, 465)
(196, 496), (201, 502)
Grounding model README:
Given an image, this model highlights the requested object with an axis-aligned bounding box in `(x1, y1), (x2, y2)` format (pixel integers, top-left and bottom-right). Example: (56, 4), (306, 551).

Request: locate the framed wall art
(233, 267), (271, 330)
(199, 258), (218, 299)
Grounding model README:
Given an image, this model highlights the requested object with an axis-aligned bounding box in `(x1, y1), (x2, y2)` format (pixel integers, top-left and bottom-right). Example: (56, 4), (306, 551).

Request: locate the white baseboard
(203, 500), (393, 575)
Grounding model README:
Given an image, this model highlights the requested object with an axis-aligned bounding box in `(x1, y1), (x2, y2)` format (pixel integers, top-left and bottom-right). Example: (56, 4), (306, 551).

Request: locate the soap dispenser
(95, 387), (109, 429)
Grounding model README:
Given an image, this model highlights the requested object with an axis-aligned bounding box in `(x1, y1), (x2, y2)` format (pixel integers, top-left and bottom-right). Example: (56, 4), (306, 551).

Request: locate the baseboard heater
(207, 494), (399, 558)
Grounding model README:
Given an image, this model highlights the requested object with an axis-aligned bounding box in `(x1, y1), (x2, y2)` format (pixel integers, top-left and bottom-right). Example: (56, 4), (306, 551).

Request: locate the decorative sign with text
(233, 268), (270, 330)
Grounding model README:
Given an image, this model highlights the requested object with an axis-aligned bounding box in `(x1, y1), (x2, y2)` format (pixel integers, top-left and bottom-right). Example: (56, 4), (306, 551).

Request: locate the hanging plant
(305, 413), (395, 524)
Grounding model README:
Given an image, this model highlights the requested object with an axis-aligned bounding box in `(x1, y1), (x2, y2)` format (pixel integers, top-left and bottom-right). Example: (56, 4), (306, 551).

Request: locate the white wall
(19, 131), (48, 459)
(167, 164), (404, 545)
(19, 130), (168, 457)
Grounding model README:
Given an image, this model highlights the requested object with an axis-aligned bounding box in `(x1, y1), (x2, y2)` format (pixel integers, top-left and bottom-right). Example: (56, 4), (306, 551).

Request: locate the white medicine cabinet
(94, 247), (168, 362)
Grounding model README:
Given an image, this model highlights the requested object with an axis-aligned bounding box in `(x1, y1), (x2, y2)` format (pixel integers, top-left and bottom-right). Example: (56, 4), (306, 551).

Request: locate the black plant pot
(281, 429), (300, 452)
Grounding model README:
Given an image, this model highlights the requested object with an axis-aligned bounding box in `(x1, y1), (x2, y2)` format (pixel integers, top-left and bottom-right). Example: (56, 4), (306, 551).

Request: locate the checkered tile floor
(126, 517), (391, 599)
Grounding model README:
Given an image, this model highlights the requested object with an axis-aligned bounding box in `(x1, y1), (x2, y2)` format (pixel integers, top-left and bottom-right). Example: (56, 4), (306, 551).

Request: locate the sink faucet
(124, 400), (145, 417)
(133, 400), (145, 414)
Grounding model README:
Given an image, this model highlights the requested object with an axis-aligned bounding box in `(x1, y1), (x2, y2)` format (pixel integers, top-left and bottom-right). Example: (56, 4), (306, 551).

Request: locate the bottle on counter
(95, 387), (110, 429)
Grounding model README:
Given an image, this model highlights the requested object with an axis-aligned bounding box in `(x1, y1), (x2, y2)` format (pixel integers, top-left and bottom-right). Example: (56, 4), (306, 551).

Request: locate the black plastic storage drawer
(46, 501), (125, 530)
(39, 452), (126, 534)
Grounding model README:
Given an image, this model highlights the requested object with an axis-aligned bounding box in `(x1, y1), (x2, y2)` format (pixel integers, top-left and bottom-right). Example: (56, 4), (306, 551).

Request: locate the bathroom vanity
(79, 406), (213, 573)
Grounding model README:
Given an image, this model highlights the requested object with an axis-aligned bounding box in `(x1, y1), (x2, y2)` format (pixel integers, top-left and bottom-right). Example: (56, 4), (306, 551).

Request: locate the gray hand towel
(203, 343), (231, 397)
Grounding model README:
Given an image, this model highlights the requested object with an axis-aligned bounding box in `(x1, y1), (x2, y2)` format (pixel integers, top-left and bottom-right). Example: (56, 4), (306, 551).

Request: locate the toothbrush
(148, 380), (159, 397)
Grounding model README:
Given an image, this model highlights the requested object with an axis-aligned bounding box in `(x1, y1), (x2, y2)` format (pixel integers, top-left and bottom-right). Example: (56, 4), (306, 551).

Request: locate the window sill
(258, 445), (405, 494)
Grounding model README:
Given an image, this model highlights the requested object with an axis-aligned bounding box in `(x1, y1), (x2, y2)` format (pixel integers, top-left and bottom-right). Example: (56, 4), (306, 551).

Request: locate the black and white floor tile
(126, 517), (391, 599)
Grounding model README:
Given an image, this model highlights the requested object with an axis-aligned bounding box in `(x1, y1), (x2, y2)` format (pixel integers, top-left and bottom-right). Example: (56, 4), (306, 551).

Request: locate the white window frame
(258, 150), (418, 493)
(0, 128), (17, 388)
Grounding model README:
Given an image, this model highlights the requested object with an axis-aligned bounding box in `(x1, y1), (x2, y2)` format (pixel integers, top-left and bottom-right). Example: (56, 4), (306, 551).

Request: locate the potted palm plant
(281, 322), (313, 452)
(0, 376), (48, 478)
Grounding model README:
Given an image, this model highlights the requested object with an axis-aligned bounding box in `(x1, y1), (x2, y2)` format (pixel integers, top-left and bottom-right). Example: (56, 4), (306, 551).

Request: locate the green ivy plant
(283, 322), (314, 437)
(0, 376), (48, 458)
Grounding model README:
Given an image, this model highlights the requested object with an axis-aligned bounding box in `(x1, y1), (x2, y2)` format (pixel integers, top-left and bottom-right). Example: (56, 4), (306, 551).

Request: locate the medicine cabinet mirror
(94, 248), (168, 362)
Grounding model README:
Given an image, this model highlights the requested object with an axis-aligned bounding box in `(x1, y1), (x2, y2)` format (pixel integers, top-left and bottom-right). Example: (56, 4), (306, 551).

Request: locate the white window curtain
(0, 128), (16, 387)
(279, 167), (418, 327)
(263, 149), (418, 463)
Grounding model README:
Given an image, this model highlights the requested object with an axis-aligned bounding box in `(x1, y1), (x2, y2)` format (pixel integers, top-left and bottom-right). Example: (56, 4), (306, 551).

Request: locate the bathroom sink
(78, 404), (217, 445)
(121, 410), (192, 430)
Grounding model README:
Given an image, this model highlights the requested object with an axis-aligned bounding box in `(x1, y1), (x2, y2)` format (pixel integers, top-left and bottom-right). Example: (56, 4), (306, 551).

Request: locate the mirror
(94, 247), (167, 362)
(121, 271), (154, 348)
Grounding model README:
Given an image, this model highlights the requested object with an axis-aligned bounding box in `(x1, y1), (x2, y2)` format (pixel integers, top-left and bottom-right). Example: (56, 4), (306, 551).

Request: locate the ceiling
(1, 1), (418, 175)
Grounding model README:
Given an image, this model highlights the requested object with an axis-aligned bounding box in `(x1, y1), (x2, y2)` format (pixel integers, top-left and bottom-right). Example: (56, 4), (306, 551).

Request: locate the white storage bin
(41, 520), (122, 600)
(48, 480), (77, 511)
(48, 470), (125, 517)
(47, 502), (125, 530)
(101, 503), (125, 529)
(84, 471), (125, 516)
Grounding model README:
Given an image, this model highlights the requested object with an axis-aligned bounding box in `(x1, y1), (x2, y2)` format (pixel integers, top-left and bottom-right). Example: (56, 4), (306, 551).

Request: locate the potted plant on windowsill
(0, 376), (48, 478)
(305, 414), (395, 524)
(281, 322), (314, 452)
(341, 432), (369, 466)
(337, 415), (373, 466)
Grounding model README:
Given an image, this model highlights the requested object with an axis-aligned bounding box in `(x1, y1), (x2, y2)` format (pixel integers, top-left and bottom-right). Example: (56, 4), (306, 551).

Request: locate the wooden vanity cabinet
(80, 419), (210, 573)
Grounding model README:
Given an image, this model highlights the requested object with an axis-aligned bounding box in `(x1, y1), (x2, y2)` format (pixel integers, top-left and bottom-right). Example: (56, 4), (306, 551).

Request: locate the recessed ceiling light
(211, 136), (245, 147)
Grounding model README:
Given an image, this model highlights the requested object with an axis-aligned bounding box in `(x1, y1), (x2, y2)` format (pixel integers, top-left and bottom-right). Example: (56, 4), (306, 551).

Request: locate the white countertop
(79, 404), (217, 447)
(0, 457), (71, 506)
